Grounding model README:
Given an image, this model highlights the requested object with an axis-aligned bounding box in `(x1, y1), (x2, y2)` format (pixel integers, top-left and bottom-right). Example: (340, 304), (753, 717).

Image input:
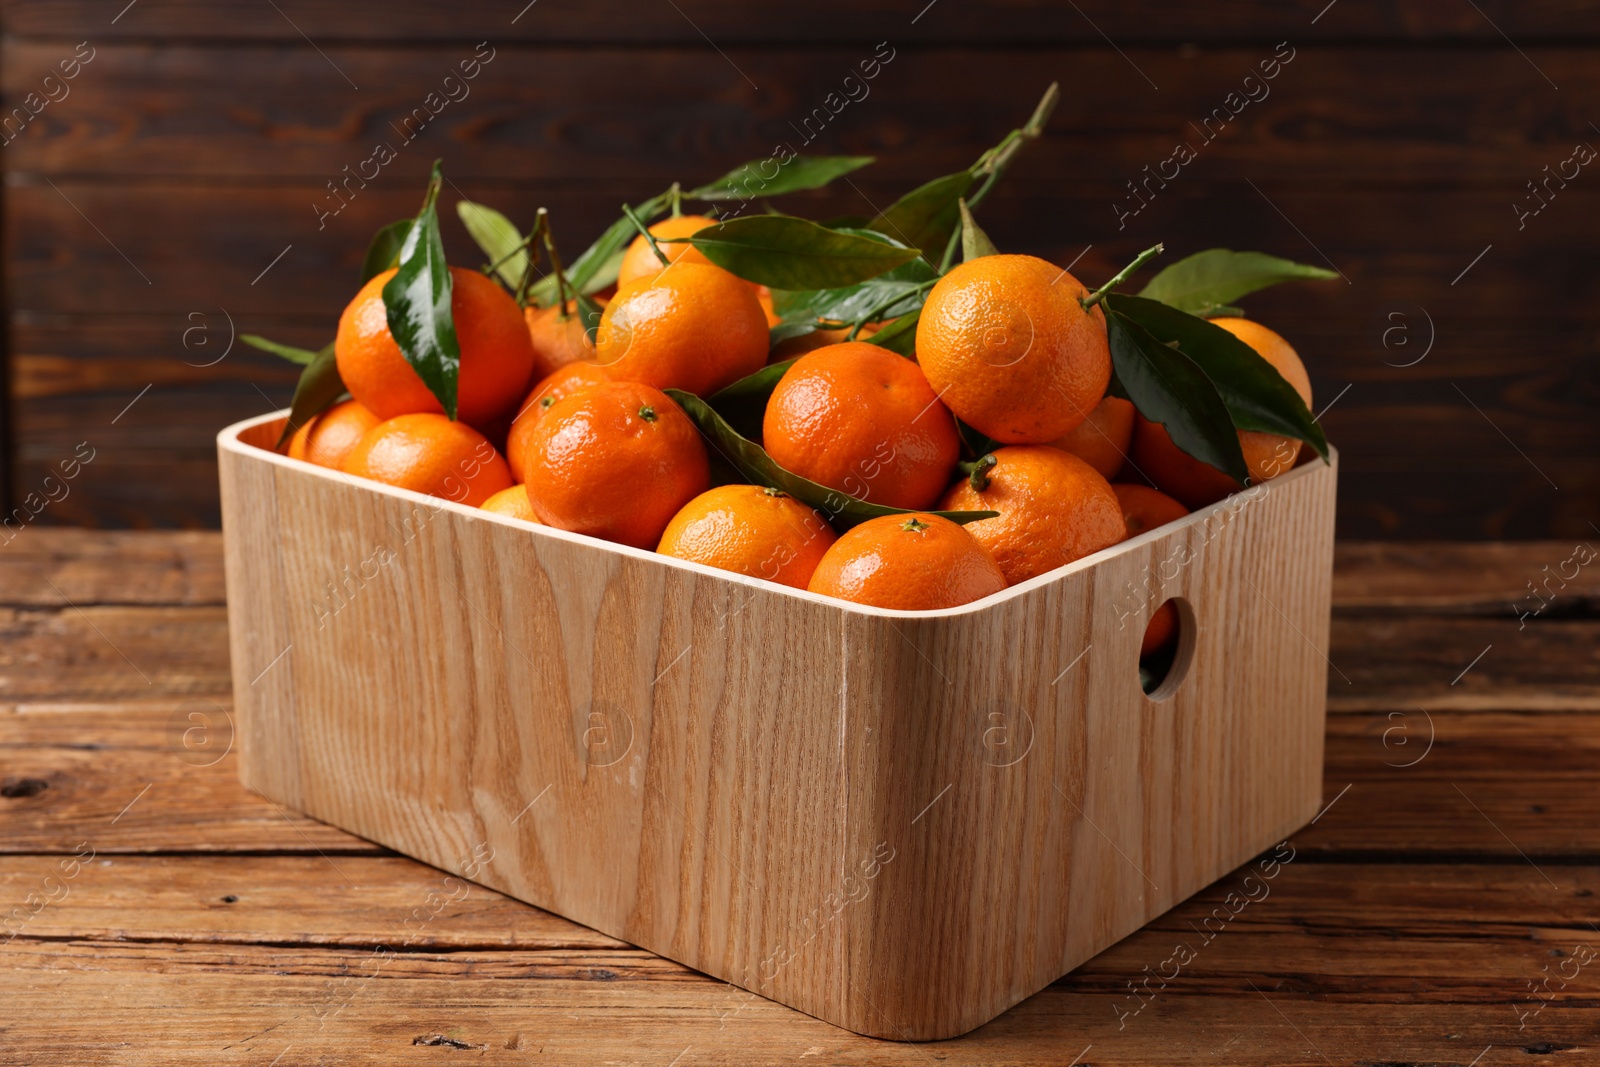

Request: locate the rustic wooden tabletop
(3, 532), (1597, 1065)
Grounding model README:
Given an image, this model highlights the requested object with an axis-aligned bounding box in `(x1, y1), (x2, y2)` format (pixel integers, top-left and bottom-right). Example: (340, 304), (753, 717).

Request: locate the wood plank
(5, 44), (1596, 183)
(4, 948), (1596, 1064)
(6, 855), (1594, 952)
(1329, 616), (1600, 711)
(0, 529), (225, 606)
(0, 855), (623, 949)
(9, 705), (1599, 859)
(0, 604), (230, 701)
(1334, 540), (1600, 614)
(5, 0), (1598, 44)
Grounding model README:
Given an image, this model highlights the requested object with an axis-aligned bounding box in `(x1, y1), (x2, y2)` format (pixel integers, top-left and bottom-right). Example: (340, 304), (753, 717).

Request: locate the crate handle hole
(1141, 597), (1195, 701)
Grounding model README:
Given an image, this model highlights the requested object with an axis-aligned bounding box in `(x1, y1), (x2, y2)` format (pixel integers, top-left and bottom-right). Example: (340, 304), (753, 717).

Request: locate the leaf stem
(935, 84), (1059, 275)
(622, 203), (671, 267)
(668, 181), (683, 218)
(845, 277), (937, 341)
(958, 453), (997, 492)
(538, 209), (576, 315)
(1081, 243), (1164, 309)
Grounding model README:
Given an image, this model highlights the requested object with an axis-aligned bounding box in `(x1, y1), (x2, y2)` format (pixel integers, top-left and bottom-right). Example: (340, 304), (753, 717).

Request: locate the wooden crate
(217, 410), (1337, 1040)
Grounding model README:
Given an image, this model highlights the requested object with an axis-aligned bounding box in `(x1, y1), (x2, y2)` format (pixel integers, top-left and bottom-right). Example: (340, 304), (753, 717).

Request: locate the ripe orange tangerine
(595, 262), (768, 396)
(521, 381), (710, 549)
(287, 399), (381, 470)
(657, 485), (837, 589)
(342, 413), (514, 507)
(1131, 317), (1313, 509)
(504, 362), (611, 484)
(762, 342), (960, 512)
(335, 267), (536, 430)
(916, 254), (1112, 444)
(938, 446), (1125, 586)
(807, 513), (1006, 610)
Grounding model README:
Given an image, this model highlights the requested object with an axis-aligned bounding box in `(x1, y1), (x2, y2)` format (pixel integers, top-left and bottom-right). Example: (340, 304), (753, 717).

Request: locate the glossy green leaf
(274, 343), (344, 449)
(768, 322), (816, 347)
(1105, 294), (1328, 459)
(959, 199), (998, 261)
(864, 309), (920, 357)
(574, 289), (604, 344)
(241, 334), (320, 366)
(770, 252), (936, 327)
(865, 170), (972, 258)
(666, 389), (996, 530)
(1137, 248), (1337, 317)
(382, 162), (461, 420)
(689, 155), (875, 202)
(688, 215), (919, 289)
(456, 200), (528, 290)
(526, 192), (671, 307)
(1105, 309), (1248, 485)
(706, 357), (796, 441)
(360, 219), (411, 284)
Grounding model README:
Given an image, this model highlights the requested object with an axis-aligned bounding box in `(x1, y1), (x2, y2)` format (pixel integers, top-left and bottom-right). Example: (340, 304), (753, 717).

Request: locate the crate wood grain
(217, 411), (1336, 1040)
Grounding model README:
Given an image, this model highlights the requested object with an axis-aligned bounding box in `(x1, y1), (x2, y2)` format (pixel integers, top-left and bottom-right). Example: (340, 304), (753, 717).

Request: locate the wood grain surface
(3, 534), (1598, 1061)
(0, 0), (1593, 535)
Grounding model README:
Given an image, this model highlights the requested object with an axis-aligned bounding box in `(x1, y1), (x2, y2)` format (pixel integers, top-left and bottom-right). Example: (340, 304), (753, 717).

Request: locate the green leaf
(865, 170), (972, 258)
(768, 322), (816, 347)
(360, 220), (411, 284)
(382, 161), (461, 420)
(770, 252), (937, 327)
(275, 343), (344, 449)
(456, 200), (528, 290)
(706, 357), (797, 441)
(959, 199), (998, 261)
(241, 334), (321, 366)
(1105, 309), (1249, 485)
(573, 289), (604, 344)
(665, 389), (996, 530)
(689, 154), (875, 202)
(864, 309), (920, 357)
(1137, 248), (1337, 317)
(1105, 294), (1328, 460)
(688, 215), (919, 289)
(526, 192), (671, 306)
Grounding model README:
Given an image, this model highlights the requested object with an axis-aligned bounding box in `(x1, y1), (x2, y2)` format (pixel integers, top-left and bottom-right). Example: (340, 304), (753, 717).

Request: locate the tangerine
(762, 342), (960, 511)
(504, 362), (611, 483)
(916, 254), (1111, 444)
(341, 413), (514, 507)
(335, 267), (536, 429)
(287, 399), (381, 470)
(1050, 395), (1134, 481)
(595, 262), (768, 396)
(1131, 317), (1312, 509)
(480, 484), (538, 522)
(616, 214), (716, 286)
(806, 514), (1006, 610)
(522, 381), (710, 549)
(938, 446), (1124, 585)
(657, 485), (837, 589)
(524, 297), (606, 381)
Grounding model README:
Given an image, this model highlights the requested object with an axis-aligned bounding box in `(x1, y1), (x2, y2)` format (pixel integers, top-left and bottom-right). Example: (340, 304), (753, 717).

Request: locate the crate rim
(220, 408), (1338, 622)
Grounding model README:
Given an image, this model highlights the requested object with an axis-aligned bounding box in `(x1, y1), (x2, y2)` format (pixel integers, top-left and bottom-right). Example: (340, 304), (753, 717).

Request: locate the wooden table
(4, 532), (1597, 1064)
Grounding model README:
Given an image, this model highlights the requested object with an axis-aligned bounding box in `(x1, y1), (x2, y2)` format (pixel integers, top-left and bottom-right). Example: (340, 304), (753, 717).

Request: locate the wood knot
(0, 777), (49, 799)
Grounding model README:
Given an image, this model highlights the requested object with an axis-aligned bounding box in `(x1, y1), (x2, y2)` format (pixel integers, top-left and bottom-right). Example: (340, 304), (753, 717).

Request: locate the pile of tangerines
(260, 94), (1327, 669)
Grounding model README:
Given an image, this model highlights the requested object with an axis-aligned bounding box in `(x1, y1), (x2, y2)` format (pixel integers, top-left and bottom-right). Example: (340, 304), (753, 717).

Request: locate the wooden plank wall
(1, 0), (1596, 537)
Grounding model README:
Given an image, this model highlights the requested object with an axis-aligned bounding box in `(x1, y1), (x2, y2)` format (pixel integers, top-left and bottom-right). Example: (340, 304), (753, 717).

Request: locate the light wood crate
(218, 410), (1336, 1040)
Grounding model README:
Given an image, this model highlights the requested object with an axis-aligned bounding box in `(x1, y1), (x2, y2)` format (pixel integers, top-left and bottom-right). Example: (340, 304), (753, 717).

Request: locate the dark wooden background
(2, 0), (1596, 538)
